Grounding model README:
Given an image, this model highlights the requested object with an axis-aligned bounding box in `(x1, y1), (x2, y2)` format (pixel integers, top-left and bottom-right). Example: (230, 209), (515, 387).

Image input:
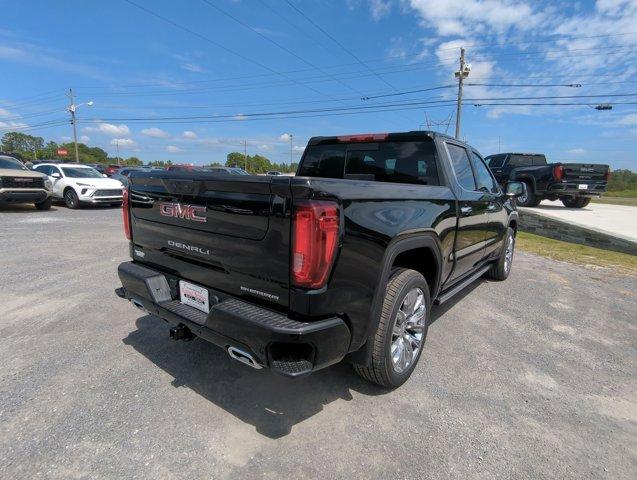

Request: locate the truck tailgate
(562, 163), (609, 182)
(128, 172), (292, 308)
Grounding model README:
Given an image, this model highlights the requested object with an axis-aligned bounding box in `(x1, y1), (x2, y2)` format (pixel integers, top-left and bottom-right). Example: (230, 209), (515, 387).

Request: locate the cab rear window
(298, 141), (440, 186)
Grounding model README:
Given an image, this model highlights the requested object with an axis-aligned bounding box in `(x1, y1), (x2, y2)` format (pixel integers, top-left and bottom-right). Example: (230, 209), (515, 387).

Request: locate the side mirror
(51, 172), (61, 179)
(506, 181), (526, 197)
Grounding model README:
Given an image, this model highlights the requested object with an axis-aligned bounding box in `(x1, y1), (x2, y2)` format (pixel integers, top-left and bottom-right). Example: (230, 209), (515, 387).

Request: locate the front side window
(485, 154), (505, 168)
(34, 165), (51, 175)
(61, 167), (103, 178)
(446, 143), (476, 191)
(470, 151), (499, 194)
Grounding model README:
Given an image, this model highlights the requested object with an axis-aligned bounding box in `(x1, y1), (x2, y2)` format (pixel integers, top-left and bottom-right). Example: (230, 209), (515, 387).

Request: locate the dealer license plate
(179, 280), (210, 313)
(578, 184), (588, 190)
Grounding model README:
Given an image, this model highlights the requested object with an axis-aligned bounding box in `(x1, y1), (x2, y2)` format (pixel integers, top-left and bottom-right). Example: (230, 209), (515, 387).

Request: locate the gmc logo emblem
(159, 202), (207, 223)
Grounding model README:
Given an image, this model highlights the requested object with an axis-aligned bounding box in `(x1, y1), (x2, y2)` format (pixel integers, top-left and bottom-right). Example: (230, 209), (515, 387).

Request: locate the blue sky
(1, 0), (636, 169)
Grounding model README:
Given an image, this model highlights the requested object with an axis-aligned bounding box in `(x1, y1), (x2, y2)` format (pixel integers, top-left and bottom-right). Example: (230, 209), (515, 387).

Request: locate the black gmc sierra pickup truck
(116, 131), (524, 388)
(484, 152), (610, 208)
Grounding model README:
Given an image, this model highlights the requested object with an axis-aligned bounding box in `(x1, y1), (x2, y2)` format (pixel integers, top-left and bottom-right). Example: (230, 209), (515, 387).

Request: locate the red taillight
(553, 165), (564, 181)
(122, 189), (131, 240)
(337, 133), (388, 143)
(292, 201), (340, 289)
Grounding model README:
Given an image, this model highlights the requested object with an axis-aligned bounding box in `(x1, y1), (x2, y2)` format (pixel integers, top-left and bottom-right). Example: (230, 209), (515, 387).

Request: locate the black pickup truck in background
(484, 152), (610, 208)
(116, 131), (525, 388)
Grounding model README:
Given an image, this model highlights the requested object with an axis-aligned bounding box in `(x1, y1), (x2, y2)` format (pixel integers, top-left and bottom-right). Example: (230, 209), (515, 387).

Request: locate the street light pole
(289, 133), (293, 164)
(454, 48), (470, 140)
(68, 89), (79, 163)
(67, 88), (93, 163)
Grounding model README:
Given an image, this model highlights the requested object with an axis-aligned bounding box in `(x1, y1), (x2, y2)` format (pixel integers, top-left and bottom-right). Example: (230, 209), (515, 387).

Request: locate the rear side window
(297, 145), (346, 179)
(344, 141), (439, 185)
(446, 143), (476, 191)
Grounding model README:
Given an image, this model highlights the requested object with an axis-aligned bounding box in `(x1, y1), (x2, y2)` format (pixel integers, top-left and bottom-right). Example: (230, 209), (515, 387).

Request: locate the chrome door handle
(460, 206), (473, 216)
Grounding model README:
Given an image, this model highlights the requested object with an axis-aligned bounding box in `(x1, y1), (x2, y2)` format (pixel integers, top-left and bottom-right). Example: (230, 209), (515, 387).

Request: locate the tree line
(224, 152), (298, 174)
(0, 132), (142, 166)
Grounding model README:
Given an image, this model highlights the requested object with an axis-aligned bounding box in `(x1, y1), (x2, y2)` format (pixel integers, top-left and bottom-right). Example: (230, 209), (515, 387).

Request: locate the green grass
(591, 195), (637, 206)
(604, 190), (637, 198)
(516, 232), (637, 275)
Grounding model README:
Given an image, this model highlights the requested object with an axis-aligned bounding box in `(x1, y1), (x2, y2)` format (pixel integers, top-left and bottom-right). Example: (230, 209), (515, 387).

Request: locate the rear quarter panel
(290, 177), (457, 350)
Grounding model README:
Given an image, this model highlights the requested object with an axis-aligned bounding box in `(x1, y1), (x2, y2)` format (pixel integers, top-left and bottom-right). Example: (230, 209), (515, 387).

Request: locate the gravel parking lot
(1, 205), (635, 479)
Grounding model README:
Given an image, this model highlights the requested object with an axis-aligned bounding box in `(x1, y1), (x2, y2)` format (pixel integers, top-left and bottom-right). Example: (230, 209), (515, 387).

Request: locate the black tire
(516, 181), (540, 207)
(64, 188), (80, 209)
(353, 268), (431, 389)
(485, 227), (515, 281)
(34, 197), (52, 210)
(561, 196), (590, 208)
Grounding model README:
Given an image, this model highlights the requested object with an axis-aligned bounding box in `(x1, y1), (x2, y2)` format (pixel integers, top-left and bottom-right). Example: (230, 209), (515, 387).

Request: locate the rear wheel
(34, 197), (52, 210)
(516, 181), (540, 207)
(485, 227), (515, 281)
(561, 196), (590, 208)
(64, 189), (80, 209)
(354, 268), (430, 389)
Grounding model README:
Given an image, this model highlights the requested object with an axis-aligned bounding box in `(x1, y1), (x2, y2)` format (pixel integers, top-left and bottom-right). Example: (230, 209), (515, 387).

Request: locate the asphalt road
(525, 200), (637, 242)
(1, 204), (635, 479)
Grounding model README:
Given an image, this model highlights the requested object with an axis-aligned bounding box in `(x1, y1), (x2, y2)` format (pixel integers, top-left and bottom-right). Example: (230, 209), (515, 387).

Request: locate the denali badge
(167, 240), (210, 256)
(159, 202), (207, 223)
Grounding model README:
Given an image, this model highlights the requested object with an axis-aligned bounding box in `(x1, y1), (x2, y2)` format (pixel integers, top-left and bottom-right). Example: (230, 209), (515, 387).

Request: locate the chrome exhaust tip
(227, 346), (262, 369)
(131, 298), (146, 311)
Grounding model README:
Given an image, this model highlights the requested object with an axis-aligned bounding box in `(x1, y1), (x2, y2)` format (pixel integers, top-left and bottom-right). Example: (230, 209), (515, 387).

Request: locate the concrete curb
(518, 208), (637, 256)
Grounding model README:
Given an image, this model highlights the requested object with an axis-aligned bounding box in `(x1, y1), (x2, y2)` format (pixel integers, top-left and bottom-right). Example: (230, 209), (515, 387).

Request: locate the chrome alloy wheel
(391, 287), (426, 373)
(504, 232), (515, 273)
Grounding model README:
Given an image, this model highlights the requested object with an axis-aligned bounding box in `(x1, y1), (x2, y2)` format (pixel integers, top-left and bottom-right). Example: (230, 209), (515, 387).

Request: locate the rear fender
(347, 233), (443, 366)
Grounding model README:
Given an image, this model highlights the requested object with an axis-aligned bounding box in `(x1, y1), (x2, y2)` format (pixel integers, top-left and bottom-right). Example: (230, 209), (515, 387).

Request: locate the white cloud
(182, 63), (204, 73)
(617, 113), (637, 125)
(566, 148), (586, 155)
(0, 107), (12, 117)
(293, 145), (305, 152)
(279, 133), (291, 142)
(258, 144), (272, 151)
(0, 120), (27, 129)
(166, 145), (182, 153)
(140, 127), (170, 138)
(182, 130), (197, 139)
(80, 135), (90, 142)
(369, 0), (391, 21)
(233, 113), (247, 121)
(406, 0), (543, 37)
(85, 123), (130, 137)
(60, 136), (71, 142)
(110, 138), (135, 147)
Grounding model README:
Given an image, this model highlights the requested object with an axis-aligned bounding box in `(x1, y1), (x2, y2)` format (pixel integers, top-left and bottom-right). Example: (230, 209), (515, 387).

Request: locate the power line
(78, 92), (637, 123)
(284, 0), (397, 90)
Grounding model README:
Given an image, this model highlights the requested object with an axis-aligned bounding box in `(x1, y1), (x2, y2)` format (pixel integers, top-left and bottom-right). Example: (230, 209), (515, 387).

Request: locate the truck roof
(486, 152), (545, 157)
(306, 130), (466, 147)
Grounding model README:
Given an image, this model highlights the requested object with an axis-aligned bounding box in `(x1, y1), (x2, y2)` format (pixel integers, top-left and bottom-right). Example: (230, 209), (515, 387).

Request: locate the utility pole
(116, 139), (121, 165)
(454, 48), (470, 139)
(289, 134), (293, 164)
(244, 139), (248, 172)
(67, 88), (79, 163)
(32, 143), (37, 161)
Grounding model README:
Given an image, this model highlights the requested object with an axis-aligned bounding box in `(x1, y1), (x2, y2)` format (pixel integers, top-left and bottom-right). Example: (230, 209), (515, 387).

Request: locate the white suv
(33, 163), (125, 209)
